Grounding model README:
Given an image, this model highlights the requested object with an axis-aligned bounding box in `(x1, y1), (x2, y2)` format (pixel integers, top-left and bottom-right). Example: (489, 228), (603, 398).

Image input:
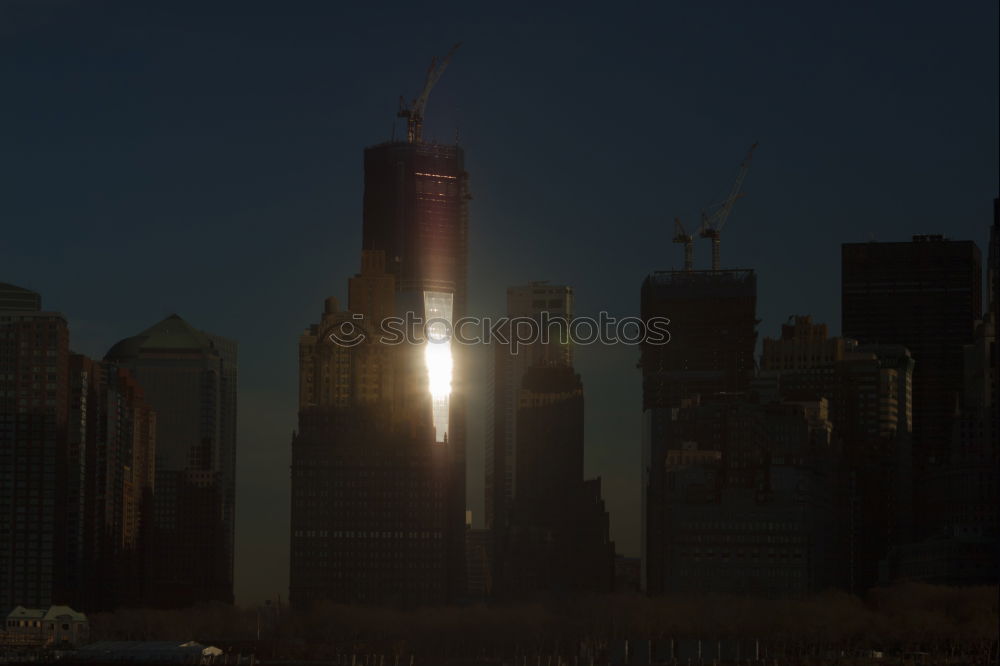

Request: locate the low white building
(2, 605), (89, 647)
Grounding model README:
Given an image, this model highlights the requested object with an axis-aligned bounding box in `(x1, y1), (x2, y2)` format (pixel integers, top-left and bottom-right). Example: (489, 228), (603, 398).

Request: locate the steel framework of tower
(397, 43), (461, 144)
(672, 217), (695, 271)
(698, 142), (758, 271)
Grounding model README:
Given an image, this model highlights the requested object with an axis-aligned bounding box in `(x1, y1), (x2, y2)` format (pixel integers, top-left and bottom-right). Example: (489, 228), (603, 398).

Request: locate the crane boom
(699, 142), (758, 270)
(398, 43), (461, 143)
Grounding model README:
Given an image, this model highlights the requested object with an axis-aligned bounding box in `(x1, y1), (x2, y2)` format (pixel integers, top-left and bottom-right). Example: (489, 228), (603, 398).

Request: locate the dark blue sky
(2, 0), (997, 605)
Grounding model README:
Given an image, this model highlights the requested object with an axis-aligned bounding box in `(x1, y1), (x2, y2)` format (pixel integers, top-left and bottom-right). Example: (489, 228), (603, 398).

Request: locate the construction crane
(698, 142), (758, 271)
(397, 43), (461, 144)
(672, 217), (694, 271)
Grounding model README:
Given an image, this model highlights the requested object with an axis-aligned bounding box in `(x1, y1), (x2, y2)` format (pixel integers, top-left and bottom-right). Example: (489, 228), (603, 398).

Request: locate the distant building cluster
(0, 284), (237, 613)
(288, 130), (615, 606)
(2, 60), (996, 619)
(289, 125), (996, 607)
(640, 203), (999, 595)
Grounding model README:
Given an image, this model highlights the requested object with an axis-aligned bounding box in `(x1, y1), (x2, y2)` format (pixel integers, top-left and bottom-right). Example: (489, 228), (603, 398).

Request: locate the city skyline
(2, 1), (998, 606)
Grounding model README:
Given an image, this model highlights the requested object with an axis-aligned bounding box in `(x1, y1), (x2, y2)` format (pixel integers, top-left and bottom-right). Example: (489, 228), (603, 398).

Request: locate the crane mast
(397, 43), (461, 144)
(698, 142), (758, 271)
(672, 217), (694, 271)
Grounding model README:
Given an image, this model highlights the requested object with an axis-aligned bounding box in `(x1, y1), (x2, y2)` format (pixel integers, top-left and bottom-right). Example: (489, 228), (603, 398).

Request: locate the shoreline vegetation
(81, 583), (997, 661)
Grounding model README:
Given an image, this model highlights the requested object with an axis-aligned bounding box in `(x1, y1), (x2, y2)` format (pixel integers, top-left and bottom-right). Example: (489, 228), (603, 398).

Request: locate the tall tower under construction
(290, 47), (470, 606)
(360, 139), (470, 603)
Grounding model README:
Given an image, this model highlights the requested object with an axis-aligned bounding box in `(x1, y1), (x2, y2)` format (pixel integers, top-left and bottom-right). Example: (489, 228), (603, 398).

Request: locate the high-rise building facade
(0, 295), (72, 610)
(887, 210), (999, 584)
(640, 269), (757, 411)
(758, 318), (916, 591)
(362, 142), (470, 312)
(70, 356), (157, 610)
(105, 315), (237, 607)
(657, 396), (838, 597)
(842, 237), (981, 470)
(760, 316), (846, 373)
(359, 139), (471, 601)
(639, 269), (758, 593)
(290, 252), (454, 607)
(842, 236), (983, 566)
(291, 404), (450, 606)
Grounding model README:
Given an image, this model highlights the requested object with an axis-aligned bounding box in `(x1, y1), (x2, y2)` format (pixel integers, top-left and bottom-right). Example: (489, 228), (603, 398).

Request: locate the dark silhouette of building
(486, 283), (573, 538)
(464, 519), (492, 601)
(495, 365), (615, 599)
(640, 269), (757, 411)
(614, 555), (641, 594)
(656, 395), (838, 597)
(0, 293), (73, 610)
(757, 316), (916, 591)
(105, 315), (237, 607)
(640, 269), (758, 594)
(993, 201), (1000, 439)
(291, 405), (450, 606)
(842, 238), (981, 476)
(887, 211), (999, 584)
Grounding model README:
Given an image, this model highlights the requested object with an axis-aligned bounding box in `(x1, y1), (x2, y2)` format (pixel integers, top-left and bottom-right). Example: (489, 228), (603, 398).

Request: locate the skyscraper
(359, 138), (471, 601)
(991, 201), (1000, 522)
(887, 209), (998, 584)
(990, 199), (999, 319)
(639, 269), (758, 593)
(486, 283), (573, 534)
(291, 53), (470, 606)
(842, 237), (982, 555)
(495, 365), (615, 599)
(71, 356), (157, 610)
(291, 252), (452, 606)
(0, 292), (72, 610)
(105, 315), (237, 607)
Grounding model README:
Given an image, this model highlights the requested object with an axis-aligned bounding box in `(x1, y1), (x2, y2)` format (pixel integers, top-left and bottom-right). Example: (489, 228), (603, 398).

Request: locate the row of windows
(5, 620), (74, 630)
